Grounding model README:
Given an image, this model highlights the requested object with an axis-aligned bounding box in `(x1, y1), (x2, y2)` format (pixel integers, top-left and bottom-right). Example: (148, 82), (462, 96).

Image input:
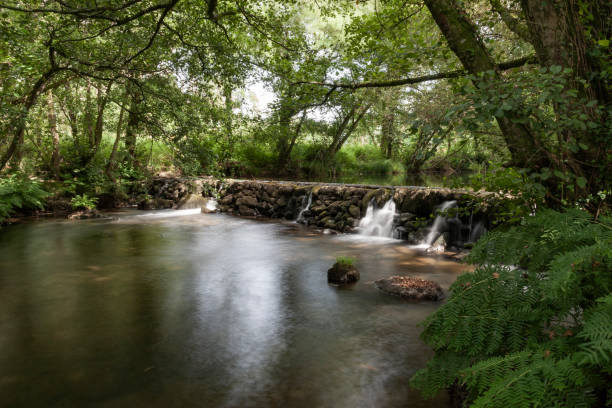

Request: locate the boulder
(375, 276), (444, 301)
(236, 195), (258, 208)
(138, 197), (173, 210)
(348, 204), (360, 219)
(327, 262), (360, 284)
(220, 194), (234, 205)
(238, 205), (258, 217)
(427, 233), (448, 253)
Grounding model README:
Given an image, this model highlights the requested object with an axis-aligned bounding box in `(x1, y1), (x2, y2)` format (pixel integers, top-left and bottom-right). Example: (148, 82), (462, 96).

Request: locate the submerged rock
(427, 233), (448, 253)
(67, 209), (103, 220)
(375, 276), (444, 301)
(327, 262), (360, 284)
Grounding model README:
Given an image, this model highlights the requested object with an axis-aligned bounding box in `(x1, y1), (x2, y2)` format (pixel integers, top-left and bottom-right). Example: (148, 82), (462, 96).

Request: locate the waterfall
(296, 192), (313, 224)
(469, 221), (486, 243)
(204, 198), (218, 212)
(358, 199), (397, 238)
(424, 200), (457, 246)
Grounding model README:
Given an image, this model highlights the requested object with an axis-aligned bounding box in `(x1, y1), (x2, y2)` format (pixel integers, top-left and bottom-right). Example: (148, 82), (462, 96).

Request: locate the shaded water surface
(0, 210), (467, 407)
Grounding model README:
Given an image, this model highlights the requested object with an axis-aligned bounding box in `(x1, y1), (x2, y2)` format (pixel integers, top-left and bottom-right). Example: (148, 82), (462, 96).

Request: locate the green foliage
(70, 194), (98, 210)
(335, 255), (356, 267)
(0, 174), (49, 222)
(411, 209), (612, 407)
(174, 135), (218, 177)
(464, 163), (546, 224)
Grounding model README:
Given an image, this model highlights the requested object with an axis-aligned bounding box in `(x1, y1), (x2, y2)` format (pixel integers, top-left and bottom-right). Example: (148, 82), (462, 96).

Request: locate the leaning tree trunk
(0, 69), (57, 171)
(275, 101), (300, 172)
(327, 103), (371, 158)
(424, 0), (546, 170)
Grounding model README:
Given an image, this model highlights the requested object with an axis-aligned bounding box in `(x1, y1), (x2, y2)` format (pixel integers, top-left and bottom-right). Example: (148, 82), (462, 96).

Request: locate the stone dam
(139, 177), (500, 249)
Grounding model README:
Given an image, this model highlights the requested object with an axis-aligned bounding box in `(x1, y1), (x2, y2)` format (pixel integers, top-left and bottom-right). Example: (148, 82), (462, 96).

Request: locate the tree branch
(490, 0), (532, 43)
(297, 55), (536, 89)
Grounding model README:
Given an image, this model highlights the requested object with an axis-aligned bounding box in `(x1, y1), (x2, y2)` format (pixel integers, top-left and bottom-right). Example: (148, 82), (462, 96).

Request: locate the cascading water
(424, 200), (457, 246)
(204, 198), (218, 212)
(469, 221), (486, 243)
(296, 192), (313, 224)
(358, 199), (397, 238)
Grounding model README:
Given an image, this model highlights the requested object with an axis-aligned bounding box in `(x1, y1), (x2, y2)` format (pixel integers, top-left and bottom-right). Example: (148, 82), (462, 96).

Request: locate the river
(0, 209), (467, 407)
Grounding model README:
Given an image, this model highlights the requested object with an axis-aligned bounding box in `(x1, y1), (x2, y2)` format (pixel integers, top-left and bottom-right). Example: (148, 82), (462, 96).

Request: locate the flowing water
(357, 199), (397, 238)
(424, 201), (458, 246)
(296, 192), (313, 224)
(0, 210), (468, 407)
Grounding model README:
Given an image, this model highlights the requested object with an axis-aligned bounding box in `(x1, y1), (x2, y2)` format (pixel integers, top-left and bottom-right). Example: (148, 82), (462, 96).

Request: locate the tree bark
(63, 83), (79, 146)
(46, 90), (61, 179)
(124, 85), (141, 166)
(520, 0), (610, 194)
(106, 104), (125, 178)
(275, 93), (300, 171)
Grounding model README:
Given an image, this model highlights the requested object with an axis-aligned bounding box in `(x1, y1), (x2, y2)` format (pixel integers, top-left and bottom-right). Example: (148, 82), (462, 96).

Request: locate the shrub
(0, 174), (49, 223)
(70, 194), (99, 210)
(411, 209), (612, 407)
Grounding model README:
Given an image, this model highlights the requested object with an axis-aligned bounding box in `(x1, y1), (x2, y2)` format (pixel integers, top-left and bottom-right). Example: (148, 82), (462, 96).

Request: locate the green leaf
(549, 65), (562, 74)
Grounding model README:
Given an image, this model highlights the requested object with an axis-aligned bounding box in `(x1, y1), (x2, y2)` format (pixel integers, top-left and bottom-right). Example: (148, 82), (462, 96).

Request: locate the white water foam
(423, 200), (457, 246)
(134, 208), (202, 218)
(296, 192), (313, 224)
(357, 199), (397, 238)
(204, 198), (219, 212)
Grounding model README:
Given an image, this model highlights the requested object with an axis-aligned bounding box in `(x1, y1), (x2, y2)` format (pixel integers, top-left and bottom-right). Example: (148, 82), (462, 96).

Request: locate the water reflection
(0, 211), (468, 407)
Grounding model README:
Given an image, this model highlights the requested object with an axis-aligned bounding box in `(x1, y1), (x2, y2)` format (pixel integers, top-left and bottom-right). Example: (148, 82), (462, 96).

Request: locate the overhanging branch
(298, 55), (536, 90)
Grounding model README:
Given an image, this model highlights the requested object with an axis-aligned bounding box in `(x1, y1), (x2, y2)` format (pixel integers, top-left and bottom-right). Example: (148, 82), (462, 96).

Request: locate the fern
(0, 174), (49, 222)
(412, 209), (612, 407)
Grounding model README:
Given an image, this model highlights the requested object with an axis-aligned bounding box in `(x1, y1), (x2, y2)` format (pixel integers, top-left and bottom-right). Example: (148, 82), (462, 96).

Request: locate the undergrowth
(411, 208), (612, 407)
(0, 174), (49, 223)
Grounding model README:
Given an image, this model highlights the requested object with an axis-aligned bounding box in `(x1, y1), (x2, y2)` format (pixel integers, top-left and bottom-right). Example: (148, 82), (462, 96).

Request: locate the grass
(335, 255), (356, 267)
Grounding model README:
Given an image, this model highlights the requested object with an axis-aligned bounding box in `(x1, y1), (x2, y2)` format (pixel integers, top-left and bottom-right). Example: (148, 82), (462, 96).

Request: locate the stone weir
(141, 177), (497, 249)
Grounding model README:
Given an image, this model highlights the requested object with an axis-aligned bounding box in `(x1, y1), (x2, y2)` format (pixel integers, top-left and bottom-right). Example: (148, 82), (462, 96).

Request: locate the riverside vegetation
(1, 1), (610, 406)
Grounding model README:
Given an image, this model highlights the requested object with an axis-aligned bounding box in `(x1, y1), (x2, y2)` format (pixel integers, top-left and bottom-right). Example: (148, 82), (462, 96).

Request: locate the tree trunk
(380, 110), (395, 159)
(64, 83), (80, 147)
(47, 90), (61, 180)
(81, 82), (113, 166)
(424, 0), (546, 169)
(0, 69), (57, 171)
(275, 95), (299, 171)
(124, 86), (141, 166)
(222, 84), (234, 163)
(327, 104), (371, 158)
(520, 0), (610, 194)
(84, 80), (95, 147)
(106, 104), (125, 178)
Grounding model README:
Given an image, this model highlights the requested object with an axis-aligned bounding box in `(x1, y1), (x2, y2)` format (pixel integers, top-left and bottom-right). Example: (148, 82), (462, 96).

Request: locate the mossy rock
(327, 262), (360, 284)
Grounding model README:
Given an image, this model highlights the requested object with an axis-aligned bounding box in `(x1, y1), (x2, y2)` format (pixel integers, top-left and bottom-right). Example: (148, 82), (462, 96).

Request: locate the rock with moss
(327, 257), (359, 284)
